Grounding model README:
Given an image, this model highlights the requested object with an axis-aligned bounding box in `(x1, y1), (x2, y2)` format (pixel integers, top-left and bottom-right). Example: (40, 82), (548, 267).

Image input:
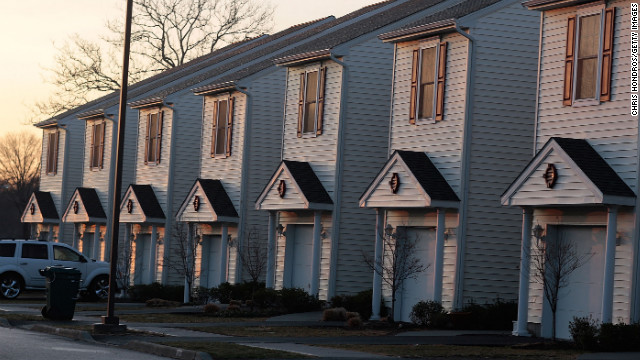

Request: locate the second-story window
(46, 131), (59, 175)
(90, 121), (105, 169)
(145, 111), (163, 165)
(211, 97), (234, 157)
(410, 42), (447, 124)
(297, 67), (326, 137)
(564, 7), (615, 105)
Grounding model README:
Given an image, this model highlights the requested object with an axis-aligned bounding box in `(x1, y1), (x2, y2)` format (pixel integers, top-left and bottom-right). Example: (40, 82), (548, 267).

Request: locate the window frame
(144, 110), (163, 165)
(297, 65), (326, 138)
(210, 95), (234, 158)
(409, 38), (447, 124)
(46, 130), (59, 175)
(416, 43), (440, 121)
(572, 6), (604, 105)
(89, 120), (106, 170)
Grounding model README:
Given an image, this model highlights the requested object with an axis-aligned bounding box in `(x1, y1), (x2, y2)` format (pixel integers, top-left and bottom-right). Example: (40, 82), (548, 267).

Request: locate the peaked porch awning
(21, 191), (59, 224)
(255, 160), (333, 211)
(119, 184), (166, 224)
(360, 150), (459, 209)
(176, 179), (239, 223)
(62, 188), (107, 223)
(502, 137), (636, 207)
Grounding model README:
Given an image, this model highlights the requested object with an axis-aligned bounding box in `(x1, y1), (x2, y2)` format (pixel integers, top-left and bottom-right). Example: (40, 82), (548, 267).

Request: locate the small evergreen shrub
(252, 288), (280, 309)
(330, 289), (375, 320)
(203, 303), (220, 314)
(410, 300), (445, 327)
(128, 283), (184, 302)
(347, 315), (363, 328)
(569, 316), (599, 351)
(322, 307), (347, 321)
(145, 298), (181, 307)
(280, 287), (323, 313)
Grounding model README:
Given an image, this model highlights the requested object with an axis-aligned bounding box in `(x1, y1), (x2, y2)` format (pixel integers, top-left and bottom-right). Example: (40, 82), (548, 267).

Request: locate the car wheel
(0, 273), (23, 299)
(89, 275), (110, 301)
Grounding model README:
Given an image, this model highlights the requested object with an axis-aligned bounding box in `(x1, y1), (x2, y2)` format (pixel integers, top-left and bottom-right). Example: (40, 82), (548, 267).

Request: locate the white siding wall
(83, 119), (113, 207)
(536, 1), (637, 191)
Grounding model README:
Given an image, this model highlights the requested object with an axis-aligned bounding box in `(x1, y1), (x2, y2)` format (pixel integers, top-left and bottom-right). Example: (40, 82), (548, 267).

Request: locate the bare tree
(165, 222), (200, 303)
(0, 131), (41, 238)
(238, 227), (267, 284)
(116, 233), (135, 298)
(363, 225), (428, 322)
(34, 0), (274, 119)
(530, 229), (593, 340)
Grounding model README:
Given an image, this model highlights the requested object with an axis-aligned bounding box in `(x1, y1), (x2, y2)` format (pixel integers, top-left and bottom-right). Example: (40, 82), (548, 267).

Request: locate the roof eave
(77, 109), (107, 120)
(129, 97), (165, 109)
(379, 19), (458, 43)
(192, 81), (237, 96)
(522, 0), (597, 11)
(274, 49), (333, 67)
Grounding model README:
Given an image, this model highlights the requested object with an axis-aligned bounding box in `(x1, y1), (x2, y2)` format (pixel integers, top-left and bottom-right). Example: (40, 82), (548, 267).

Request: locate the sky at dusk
(0, 0), (379, 138)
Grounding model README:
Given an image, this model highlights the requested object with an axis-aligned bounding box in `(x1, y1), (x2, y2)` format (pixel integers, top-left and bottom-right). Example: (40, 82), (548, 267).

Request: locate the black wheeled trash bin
(39, 266), (81, 320)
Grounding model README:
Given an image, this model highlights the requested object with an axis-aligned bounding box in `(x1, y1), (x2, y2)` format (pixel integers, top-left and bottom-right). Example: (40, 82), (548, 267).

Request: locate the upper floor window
(564, 7), (615, 105)
(90, 121), (105, 170)
(145, 111), (163, 165)
(46, 131), (59, 175)
(211, 97), (234, 157)
(410, 42), (447, 124)
(297, 67), (326, 137)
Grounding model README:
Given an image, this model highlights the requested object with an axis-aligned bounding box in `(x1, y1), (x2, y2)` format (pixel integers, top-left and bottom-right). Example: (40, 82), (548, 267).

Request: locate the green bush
(569, 316), (599, 351)
(410, 300), (445, 327)
(330, 289), (375, 320)
(252, 287), (280, 309)
(280, 287), (323, 313)
(460, 298), (517, 330)
(595, 322), (640, 352)
(209, 281), (266, 303)
(127, 283), (184, 302)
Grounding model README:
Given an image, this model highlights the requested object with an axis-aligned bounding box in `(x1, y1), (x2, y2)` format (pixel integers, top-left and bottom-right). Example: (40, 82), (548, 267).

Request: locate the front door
(398, 227), (436, 322)
(200, 235), (222, 288)
(133, 234), (151, 285)
(284, 224), (314, 292)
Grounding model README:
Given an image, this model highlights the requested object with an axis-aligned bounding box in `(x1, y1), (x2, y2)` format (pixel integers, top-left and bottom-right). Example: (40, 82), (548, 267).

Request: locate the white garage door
(284, 224), (313, 293)
(544, 226), (605, 340)
(397, 227), (436, 323)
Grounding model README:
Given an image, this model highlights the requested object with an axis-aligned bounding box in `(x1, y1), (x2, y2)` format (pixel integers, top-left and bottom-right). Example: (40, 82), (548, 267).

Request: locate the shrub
(128, 283), (184, 302)
(322, 307), (347, 321)
(203, 303), (220, 314)
(347, 316), (363, 328)
(460, 298), (517, 330)
(410, 300), (445, 327)
(330, 289), (375, 320)
(209, 281), (266, 304)
(227, 304), (241, 312)
(280, 287), (323, 313)
(346, 312), (360, 320)
(145, 298), (181, 307)
(597, 323), (640, 352)
(191, 286), (211, 305)
(569, 316), (599, 351)
(252, 288), (280, 309)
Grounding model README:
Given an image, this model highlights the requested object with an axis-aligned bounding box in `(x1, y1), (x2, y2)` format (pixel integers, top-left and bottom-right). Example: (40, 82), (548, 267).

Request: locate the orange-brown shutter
(144, 113), (150, 164)
(316, 67), (327, 135)
(53, 131), (59, 174)
(297, 72), (305, 137)
(211, 100), (218, 157)
(89, 123), (96, 169)
(600, 7), (615, 101)
(226, 97), (234, 156)
(563, 16), (577, 106)
(409, 48), (419, 124)
(435, 42), (447, 121)
(156, 111), (163, 163)
(99, 121), (105, 169)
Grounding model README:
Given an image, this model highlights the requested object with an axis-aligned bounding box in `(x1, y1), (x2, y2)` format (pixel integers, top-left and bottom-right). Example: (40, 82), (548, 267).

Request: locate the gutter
(234, 84), (252, 284)
(533, 12), (543, 155)
(162, 103), (180, 284)
(327, 53), (347, 299)
(452, 23), (475, 310)
(57, 124), (70, 244)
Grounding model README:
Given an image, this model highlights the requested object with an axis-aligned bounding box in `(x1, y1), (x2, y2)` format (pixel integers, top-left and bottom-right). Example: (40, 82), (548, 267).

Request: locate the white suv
(0, 240), (111, 300)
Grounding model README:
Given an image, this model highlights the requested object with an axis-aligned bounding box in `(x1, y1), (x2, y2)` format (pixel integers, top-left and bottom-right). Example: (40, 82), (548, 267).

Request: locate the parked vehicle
(0, 239), (110, 300)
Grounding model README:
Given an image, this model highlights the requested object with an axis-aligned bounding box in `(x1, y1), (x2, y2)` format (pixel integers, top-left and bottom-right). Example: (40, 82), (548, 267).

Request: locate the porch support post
(371, 208), (384, 320)
(220, 224), (229, 284)
(72, 224), (79, 249)
(602, 205), (618, 323)
(514, 207), (533, 336)
(184, 223), (192, 303)
(310, 211), (322, 296)
(433, 208), (446, 302)
(149, 224), (158, 284)
(93, 225), (101, 260)
(266, 211), (277, 288)
(48, 224), (54, 242)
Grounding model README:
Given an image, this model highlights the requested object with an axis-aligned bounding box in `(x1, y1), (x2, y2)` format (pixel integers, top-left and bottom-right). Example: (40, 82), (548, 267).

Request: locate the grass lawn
(161, 341), (309, 359)
(118, 312), (268, 323)
(192, 325), (391, 337)
(319, 344), (583, 359)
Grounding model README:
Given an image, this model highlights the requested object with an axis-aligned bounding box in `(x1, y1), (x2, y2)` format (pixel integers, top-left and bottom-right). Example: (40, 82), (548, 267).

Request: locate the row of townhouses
(21, 0), (638, 339)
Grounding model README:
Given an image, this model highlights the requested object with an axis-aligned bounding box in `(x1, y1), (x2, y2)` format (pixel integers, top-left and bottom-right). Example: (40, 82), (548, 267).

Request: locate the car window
(53, 245), (82, 262)
(0, 243), (16, 257)
(21, 243), (48, 259)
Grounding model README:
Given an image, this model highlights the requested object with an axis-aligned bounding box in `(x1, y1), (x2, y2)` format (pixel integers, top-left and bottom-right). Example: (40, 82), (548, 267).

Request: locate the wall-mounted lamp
(616, 232), (624, 246)
(320, 227), (328, 239)
(444, 228), (455, 241)
(384, 224), (394, 237)
(227, 234), (236, 247)
(532, 223), (545, 246)
(276, 224), (286, 237)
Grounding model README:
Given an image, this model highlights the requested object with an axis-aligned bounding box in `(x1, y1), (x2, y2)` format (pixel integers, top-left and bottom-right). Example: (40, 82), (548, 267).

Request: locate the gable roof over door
(21, 191), (59, 224)
(360, 150), (459, 209)
(256, 160), (333, 211)
(176, 179), (239, 223)
(62, 188), (107, 223)
(502, 137), (636, 207)
(119, 184), (166, 224)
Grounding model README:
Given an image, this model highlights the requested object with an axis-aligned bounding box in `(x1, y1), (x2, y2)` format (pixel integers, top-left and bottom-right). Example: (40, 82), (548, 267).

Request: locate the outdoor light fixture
(616, 232), (623, 246)
(532, 223), (545, 246)
(276, 224), (286, 237)
(384, 224), (394, 237)
(444, 228), (455, 241)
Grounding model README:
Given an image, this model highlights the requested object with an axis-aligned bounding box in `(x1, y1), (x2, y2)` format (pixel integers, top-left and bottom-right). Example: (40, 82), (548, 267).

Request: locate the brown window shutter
(226, 97), (234, 156)
(297, 72), (305, 137)
(144, 113), (150, 164)
(316, 67), (327, 135)
(90, 123), (96, 169)
(53, 132), (58, 175)
(99, 122), (105, 169)
(409, 48), (419, 124)
(563, 16), (577, 106)
(211, 100), (218, 157)
(600, 7), (615, 102)
(156, 111), (163, 163)
(435, 42), (448, 121)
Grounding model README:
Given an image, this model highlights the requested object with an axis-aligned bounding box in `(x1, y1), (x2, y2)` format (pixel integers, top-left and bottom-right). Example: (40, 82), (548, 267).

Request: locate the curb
(30, 324), (95, 342)
(0, 317), (10, 327)
(123, 340), (212, 360)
